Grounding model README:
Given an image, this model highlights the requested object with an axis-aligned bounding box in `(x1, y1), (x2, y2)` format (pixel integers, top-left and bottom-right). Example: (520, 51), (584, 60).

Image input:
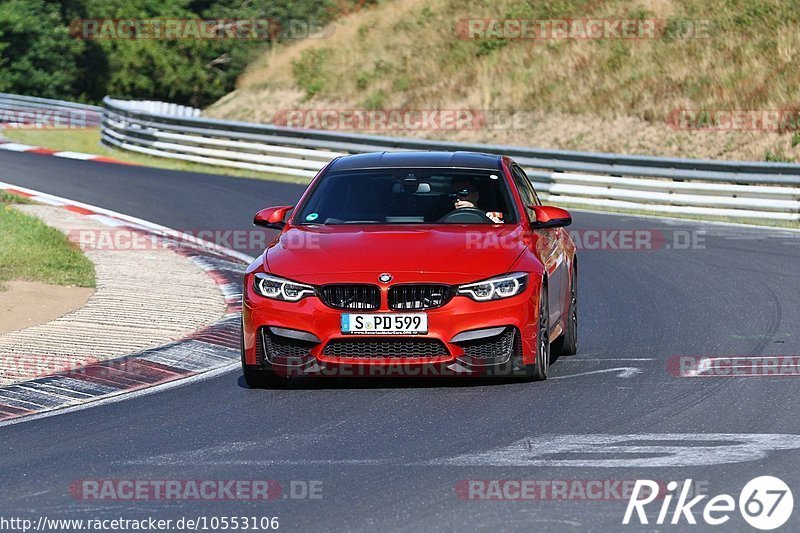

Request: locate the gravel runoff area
(0, 204), (227, 386)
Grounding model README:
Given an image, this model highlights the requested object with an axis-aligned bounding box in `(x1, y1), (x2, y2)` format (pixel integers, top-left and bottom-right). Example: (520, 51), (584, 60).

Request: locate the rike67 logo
(623, 476), (793, 530)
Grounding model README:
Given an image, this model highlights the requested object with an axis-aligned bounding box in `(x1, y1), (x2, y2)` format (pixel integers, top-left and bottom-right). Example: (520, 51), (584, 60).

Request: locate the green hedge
(0, 0), (375, 107)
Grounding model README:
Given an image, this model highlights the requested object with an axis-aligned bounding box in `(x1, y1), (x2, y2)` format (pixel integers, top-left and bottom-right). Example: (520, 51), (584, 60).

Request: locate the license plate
(341, 313), (428, 335)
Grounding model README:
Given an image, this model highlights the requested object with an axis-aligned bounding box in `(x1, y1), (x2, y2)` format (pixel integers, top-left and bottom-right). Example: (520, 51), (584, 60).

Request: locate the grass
(0, 192), (96, 291)
(0, 128), (312, 185)
(205, 0), (800, 162)
(231, 0), (800, 120)
(0, 191), (31, 205)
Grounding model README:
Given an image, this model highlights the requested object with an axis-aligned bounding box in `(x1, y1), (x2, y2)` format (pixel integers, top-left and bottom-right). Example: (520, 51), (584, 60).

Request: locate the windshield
(295, 168), (518, 225)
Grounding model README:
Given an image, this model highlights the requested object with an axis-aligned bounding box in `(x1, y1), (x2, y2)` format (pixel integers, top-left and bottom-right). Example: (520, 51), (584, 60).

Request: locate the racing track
(1, 150), (800, 532)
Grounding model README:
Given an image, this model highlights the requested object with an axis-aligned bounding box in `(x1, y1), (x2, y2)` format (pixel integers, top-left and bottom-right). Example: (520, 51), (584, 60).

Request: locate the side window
(527, 177), (543, 207)
(510, 164), (540, 219)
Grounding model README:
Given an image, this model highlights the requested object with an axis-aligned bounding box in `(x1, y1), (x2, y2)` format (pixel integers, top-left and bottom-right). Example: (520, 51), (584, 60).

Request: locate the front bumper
(242, 274), (540, 376)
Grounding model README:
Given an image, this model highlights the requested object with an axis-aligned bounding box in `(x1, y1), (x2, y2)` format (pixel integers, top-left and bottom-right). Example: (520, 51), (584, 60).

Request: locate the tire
(242, 364), (290, 389)
(553, 264), (578, 356)
(240, 323), (290, 389)
(512, 283), (550, 381)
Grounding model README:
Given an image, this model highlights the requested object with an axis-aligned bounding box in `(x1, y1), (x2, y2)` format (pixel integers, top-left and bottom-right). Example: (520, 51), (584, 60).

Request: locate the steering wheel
(437, 208), (493, 223)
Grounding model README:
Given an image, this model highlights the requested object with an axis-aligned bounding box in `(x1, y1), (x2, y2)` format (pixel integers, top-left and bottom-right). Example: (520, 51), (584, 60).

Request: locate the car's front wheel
(242, 365), (290, 389)
(241, 325), (290, 389)
(512, 283), (550, 381)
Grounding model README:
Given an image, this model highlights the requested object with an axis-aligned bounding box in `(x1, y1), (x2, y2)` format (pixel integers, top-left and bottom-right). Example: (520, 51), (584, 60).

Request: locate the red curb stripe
(65, 358), (189, 390)
(71, 369), (188, 394)
(66, 366), (151, 389)
(113, 359), (189, 381)
(64, 205), (96, 216)
(92, 156), (136, 165)
(27, 147), (57, 155)
(0, 141), (136, 166)
(191, 330), (240, 349)
(134, 358), (193, 376)
(0, 403), (35, 419)
(207, 271), (230, 285)
(2, 188), (35, 198)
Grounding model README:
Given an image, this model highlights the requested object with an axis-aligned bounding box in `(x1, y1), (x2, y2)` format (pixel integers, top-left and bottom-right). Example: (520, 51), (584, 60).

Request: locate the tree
(0, 0), (84, 99)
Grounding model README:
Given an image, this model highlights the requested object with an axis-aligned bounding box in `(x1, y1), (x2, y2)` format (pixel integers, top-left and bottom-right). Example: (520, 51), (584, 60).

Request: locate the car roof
(326, 151), (503, 172)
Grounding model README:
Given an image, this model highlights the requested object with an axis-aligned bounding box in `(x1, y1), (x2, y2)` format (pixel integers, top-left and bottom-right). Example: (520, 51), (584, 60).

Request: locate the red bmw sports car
(241, 151), (577, 386)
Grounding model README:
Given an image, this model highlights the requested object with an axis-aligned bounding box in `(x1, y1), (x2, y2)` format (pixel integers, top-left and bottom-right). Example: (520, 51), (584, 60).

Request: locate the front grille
(455, 327), (518, 362)
(320, 284), (380, 310)
(257, 328), (317, 365)
(322, 338), (449, 359)
(388, 284), (452, 310)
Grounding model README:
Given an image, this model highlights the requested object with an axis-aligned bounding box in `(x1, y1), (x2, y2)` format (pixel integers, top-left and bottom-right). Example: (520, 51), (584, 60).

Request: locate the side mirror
(530, 205), (572, 229)
(253, 205), (294, 230)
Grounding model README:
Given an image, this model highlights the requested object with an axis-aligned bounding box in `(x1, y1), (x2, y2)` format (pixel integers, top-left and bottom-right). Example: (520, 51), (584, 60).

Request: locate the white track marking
(429, 434), (800, 468)
(52, 151), (98, 160)
(551, 367), (643, 379)
(0, 143), (35, 152)
(86, 214), (128, 227)
(27, 196), (65, 206)
(122, 433), (800, 469)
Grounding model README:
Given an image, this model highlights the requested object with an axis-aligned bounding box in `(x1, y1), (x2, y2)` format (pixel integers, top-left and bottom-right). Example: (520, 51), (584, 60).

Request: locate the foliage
(0, 0), (373, 106)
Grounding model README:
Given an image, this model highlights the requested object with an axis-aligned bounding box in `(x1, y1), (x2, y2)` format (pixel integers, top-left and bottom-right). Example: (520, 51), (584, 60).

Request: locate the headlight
(457, 272), (528, 301)
(253, 273), (316, 301)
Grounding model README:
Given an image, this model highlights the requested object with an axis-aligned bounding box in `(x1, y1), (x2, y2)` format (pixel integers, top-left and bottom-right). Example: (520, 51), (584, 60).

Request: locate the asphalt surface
(2, 150), (800, 532)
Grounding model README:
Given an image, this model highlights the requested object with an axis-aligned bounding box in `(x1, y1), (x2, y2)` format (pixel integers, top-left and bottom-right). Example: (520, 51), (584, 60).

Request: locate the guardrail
(102, 97), (800, 221)
(5, 93), (800, 221)
(0, 93), (102, 128)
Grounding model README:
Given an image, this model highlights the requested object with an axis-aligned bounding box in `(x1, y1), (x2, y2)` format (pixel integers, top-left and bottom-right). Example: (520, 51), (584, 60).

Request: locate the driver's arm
(485, 211), (503, 223)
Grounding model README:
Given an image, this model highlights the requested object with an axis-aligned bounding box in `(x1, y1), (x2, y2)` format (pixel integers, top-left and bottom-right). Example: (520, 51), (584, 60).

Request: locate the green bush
(292, 48), (332, 99)
(764, 150), (794, 163)
(0, 0), (374, 106)
(0, 0), (84, 99)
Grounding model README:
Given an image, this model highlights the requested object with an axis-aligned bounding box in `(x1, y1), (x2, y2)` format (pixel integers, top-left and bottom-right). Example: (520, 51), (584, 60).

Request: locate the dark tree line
(0, 0), (372, 107)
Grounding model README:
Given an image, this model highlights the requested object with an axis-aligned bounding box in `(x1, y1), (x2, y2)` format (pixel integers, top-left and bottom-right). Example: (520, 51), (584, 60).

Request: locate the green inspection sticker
(305, 213), (319, 221)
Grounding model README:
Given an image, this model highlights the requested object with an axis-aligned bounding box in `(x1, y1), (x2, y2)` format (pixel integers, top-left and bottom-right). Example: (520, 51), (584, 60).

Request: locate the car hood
(264, 225), (529, 283)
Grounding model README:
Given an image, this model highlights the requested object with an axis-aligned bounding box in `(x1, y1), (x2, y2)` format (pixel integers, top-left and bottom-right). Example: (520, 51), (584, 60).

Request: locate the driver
(451, 180), (503, 223)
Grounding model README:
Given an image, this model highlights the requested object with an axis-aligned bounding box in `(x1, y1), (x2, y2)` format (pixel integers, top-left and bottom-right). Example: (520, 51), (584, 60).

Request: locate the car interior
(299, 171), (516, 224)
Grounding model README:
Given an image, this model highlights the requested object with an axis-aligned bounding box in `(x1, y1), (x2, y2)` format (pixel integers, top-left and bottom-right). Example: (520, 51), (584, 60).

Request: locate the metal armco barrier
(4, 94), (800, 221)
(0, 93), (102, 128)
